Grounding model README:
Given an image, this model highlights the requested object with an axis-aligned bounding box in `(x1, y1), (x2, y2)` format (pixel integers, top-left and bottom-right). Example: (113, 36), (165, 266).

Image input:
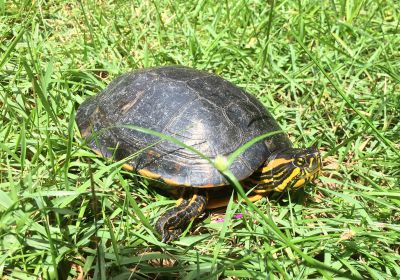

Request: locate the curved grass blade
(225, 130), (283, 168)
(22, 60), (60, 127)
(221, 169), (361, 280)
(292, 32), (399, 158)
(119, 124), (212, 165)
(0, 26), (24, 70)
(112, 124), (358, 278)
(117, 172), (157, 237)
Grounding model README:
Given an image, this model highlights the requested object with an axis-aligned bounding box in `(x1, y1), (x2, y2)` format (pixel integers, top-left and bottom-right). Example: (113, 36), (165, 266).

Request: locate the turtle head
(252, 147), (321, 193)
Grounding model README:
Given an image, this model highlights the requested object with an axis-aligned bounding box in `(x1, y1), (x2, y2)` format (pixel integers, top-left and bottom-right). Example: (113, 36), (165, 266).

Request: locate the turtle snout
(306, 148), (322, 180)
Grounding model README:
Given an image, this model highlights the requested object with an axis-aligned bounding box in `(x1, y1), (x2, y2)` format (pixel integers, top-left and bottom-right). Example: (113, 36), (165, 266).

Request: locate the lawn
(1, 0), (399, 279)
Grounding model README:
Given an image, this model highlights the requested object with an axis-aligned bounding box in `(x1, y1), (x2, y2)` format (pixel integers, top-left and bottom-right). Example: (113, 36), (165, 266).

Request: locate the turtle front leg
(155, 189), (208, 243)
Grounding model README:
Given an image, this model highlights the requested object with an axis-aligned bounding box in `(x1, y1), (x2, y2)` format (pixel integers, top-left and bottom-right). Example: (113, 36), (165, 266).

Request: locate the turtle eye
(295, 157), (305, 167)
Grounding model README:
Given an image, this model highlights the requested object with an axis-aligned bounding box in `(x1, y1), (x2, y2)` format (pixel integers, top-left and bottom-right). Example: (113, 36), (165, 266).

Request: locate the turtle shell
(76, 66), (292, 187)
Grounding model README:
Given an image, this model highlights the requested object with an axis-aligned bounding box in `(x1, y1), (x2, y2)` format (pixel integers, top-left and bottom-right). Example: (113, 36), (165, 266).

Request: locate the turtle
(76, 66), (321, 242)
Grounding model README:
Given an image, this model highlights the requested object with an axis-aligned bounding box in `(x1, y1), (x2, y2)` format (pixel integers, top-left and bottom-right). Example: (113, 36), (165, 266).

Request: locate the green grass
(1, 0), (399, 279)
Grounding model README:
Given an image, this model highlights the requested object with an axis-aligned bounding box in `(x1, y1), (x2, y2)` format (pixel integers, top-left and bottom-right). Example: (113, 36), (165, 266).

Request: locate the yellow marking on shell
(274, 168), (300, 192)
(163, 177), (183, 187)
(262, 158), (292, 173)
(122, 163), (134, 171)
(196, 183), (225, 189)
(138, 169), (162, 179)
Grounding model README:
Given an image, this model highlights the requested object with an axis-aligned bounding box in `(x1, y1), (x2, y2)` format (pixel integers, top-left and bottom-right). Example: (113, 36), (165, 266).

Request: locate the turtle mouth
(293, 149), (322, 188)
(291, 168), (319, 189)
(307, 148), (322, 178)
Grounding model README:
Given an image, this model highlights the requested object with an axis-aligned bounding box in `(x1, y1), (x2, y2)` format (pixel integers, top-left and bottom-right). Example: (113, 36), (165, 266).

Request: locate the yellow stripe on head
(274, 168), (300, 192)
(293, 178), (305, 188)
(250, 147), (321, 193)
(261, 158), (293, 173)
(273, 170), (286, 178)
(253, 188), (273, 194)
(251, 155), (295, 192)
(257, 178), (273, 184)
